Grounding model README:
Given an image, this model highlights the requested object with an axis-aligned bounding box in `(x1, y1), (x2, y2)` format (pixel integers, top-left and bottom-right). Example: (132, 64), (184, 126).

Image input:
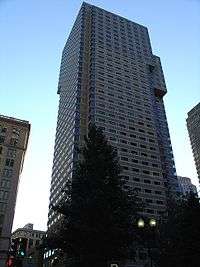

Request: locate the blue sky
(0, 0), (199, 231)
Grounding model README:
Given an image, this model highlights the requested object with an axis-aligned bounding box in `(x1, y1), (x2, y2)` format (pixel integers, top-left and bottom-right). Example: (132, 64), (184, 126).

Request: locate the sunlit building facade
(0, 115), (30, 265)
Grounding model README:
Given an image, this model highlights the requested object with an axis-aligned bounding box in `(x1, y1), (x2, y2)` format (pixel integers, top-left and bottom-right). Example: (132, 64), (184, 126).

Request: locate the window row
(0, 136), (19, 146)
(0, 190), (9, 201)
(120, 157), (159, 168)
(122, 167), (160, 177)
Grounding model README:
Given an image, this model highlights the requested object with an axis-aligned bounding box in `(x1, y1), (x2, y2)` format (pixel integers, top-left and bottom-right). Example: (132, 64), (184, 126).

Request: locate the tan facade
(0, 115), (30, 265)
(11, 223), (45, 254)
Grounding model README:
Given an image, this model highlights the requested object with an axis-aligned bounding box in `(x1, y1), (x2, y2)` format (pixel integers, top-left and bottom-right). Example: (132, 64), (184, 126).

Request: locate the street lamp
(137, 218), (145, 228)
(137, 218), (157, 267)
(137, 217), (157, 228)
(149, 218), (156, 228)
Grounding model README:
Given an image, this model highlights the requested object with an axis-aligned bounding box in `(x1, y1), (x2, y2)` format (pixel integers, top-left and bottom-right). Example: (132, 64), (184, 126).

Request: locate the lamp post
(137, 218), (157, 267)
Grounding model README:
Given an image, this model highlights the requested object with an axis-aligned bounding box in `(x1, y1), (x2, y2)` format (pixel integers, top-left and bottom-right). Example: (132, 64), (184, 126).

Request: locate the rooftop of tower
(0, 114), (30, 127)
(187, 102), (200, 117)
(82, 1), (148, 31)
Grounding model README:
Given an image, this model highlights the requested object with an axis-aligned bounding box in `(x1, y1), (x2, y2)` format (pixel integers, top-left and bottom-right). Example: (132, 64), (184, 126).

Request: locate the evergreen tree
(47, 125), (142, 267)
(158, 193), (200, 267)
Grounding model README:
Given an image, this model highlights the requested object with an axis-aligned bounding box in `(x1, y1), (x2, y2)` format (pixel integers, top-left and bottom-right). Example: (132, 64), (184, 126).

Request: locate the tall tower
(0, 115), (30, 265)
(177, 176), (197, 196)
(48, 2), (179, 230)
(187, 102), (200, 184)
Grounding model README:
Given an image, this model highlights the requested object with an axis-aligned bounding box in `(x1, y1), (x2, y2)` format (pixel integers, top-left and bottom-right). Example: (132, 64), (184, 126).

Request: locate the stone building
(0, 115), (30, 265)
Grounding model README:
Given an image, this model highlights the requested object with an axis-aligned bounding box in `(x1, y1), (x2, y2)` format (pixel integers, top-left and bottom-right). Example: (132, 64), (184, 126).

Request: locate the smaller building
(10, 224), (45, 267)
(177, 176), (197, 196)
(12, 223), (45, 255)
(0, 114), (30, 266)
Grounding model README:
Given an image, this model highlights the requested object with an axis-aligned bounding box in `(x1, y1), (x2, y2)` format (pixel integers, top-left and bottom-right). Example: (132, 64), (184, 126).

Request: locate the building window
(122, 166), (129, 170)
(13, 128), (20, 136)
(29, 239), (33, 248)
(146, 199), (153, 203)
(121, 157), (128, 161)
(155, 191), (162, 195)
(135, 187), (141, 192)
(5, 158), (14, 167)
(0, 214), (4, 225)
(131, 150), (138, 155)
(152, 163), (158, 167)
(140, 144), (146, 148)
(7, 149), (16, 158)
(130, 142), (137, 147)
(3, 168), (13, 177)
(144, 179), (151, 184)
(145, 189), (151, 193)
(0, 202), (7, 212)
(0, 136), (5, 144)
(10, 138), (18, 146)
(1, 180), (10, 189)
(141, 153), (147, 157)
(146, 209), (154, 214)
(0, 190), (9, 200)
(0, 126), (7, 133)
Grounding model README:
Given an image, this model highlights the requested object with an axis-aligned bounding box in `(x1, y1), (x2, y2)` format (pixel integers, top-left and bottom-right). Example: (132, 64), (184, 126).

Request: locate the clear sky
(0, 0), (199, 231)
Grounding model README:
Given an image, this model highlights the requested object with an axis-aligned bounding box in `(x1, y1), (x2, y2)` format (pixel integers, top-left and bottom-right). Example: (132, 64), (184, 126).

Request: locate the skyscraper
(187, 102), (200, 184)
(0, 115), (30, 265)
(177, 176), (197, 196)
(48, 2), (179, 229)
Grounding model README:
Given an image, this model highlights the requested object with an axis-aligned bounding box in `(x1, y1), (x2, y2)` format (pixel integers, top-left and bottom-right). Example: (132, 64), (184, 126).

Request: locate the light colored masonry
(0, 115), (30, 265)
